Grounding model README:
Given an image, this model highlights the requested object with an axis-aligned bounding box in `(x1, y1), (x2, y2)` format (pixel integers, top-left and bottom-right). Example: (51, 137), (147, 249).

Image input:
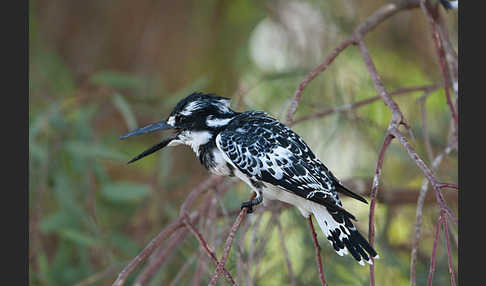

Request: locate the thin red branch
(418, 93), (435, 163)
(368, 133), (394, 286)
(179, 175), (222, 217)
(442, 214), (456, 286)
(113, 176), (222, 286)
(191, 252), (204, 286)
(168, 255), (196, 286)
(419, 0), (458, 134)
(247, 211), (265, 278)
(292, 83), (442, 126)
(184, 218), (237, 285)
(389, 127), (457, 225)
(133, 229), (189, 286)
(438, 183), (458, 190)
(236, 210), (257, 286)
(427, 212), (444, 286)
(112, 218), (188, 286)
(434, 30), (458, 130)
(208, 193), (256, 286)
(410, 145), (452, 286)
(286, 39), (354, 124)
(308, 216), (328, 286)
(435, 13), (458, 99)
(352, 0), (421, 38)
(357, 41), (406, 128)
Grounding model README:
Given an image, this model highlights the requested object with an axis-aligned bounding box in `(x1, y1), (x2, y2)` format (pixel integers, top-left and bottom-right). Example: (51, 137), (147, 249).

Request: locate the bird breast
(203, 148), (233, 176)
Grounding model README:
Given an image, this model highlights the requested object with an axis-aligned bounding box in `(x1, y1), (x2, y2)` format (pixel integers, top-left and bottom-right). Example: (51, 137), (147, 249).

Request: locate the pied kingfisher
(121, 92), (378, 265)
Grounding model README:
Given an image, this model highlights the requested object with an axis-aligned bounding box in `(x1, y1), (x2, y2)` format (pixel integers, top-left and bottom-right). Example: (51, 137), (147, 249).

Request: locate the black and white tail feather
(121, 92), (379, 266)
(309, 204), (378, 265)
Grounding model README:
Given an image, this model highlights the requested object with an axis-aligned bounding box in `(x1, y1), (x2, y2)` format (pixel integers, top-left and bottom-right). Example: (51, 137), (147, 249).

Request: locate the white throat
(168, 130), (213, 155)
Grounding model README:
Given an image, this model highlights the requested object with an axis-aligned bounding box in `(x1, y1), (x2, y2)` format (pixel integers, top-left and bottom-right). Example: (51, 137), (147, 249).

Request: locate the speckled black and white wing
(216, 112), (344, 212)
(215, 111), (378, 265)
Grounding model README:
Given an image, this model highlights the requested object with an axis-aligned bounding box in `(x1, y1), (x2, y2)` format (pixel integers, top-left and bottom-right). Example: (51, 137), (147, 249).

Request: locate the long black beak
(120, 120), (178, 164)
(120, 121), (175, 139)
(126, 133), (178, 164)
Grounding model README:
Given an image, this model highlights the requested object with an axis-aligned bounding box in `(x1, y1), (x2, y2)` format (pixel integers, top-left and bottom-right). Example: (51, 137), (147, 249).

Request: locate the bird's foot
(240, 193), (263, 214)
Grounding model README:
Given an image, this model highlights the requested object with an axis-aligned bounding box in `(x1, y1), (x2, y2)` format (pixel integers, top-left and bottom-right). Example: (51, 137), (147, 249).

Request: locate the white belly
(231, 168), (318, 217)
(261, 184), (317, 217)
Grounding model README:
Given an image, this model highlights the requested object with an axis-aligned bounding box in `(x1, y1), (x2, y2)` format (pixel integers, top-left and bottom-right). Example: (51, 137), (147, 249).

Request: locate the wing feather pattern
(216, 111), (355, 219)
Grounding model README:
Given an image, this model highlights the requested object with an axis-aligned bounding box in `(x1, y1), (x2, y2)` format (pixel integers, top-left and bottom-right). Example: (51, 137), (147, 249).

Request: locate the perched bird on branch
(121, 92), (378, 265)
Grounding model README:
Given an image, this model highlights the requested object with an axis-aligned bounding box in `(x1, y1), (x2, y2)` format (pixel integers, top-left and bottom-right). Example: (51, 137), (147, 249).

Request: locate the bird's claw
(240, 201), (255, 213)
(240, 194), (262, 214)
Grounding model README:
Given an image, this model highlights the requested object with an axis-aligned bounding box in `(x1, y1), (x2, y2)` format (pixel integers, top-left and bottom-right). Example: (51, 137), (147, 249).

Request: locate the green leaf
(39, 211), (76, 233)
(101, 182), (151, 203)
(89, 71), (149, 90)
(109, 232), (140, 257)
(59, 229), (99, 247)
(65, 141), (127, 162)
(112, 92), (138, 130)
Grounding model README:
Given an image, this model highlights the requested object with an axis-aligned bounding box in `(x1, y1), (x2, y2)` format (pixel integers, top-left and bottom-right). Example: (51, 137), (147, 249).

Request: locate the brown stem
(112, 218), (188, 286)
(133, 229), (189, 286)
(168, 255), (196, 286)
(358, 41), (406, 128)
(184, 218), (237, 285)
(419, 0), (458, 135)
(410, 145), (452, 286)
(113, 176), (221, 286)
(208, 193), (256, 286)
(442, 214), (456, 286)
(308, 216), (328, 286)
(369, 133), (394, 286)
(389, 127), (457, 225)
(179, 175), (222, 217)
(286, 39), (354, 124)
(292, 83), (442, 126)
(427, 212), (444, 286)
(438, 183), (458, 190)
(418, 93), (435, 163)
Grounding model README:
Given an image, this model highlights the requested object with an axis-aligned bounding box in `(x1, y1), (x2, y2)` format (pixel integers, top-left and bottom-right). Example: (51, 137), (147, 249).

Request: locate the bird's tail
(309, 205), (378, 265)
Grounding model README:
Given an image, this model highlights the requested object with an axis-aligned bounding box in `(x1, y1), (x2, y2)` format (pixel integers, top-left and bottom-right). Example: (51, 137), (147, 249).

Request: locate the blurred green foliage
(29, 0), (457, 285)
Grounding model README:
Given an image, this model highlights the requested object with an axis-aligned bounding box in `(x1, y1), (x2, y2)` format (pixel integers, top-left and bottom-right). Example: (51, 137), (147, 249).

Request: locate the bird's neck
(198, 139), (218, 170)
(183, 130), (215, 156)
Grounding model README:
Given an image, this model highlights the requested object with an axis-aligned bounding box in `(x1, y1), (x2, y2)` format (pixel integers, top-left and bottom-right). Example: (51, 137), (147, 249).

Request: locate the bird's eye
(176, 114), (187, 122)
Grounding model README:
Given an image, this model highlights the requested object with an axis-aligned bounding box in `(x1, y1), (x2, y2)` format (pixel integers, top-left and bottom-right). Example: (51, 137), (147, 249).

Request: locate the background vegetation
(29, 0), (458, 285)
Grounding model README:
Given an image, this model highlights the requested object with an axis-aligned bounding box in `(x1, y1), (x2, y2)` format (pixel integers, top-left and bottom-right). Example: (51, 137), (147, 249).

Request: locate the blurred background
(29, 0), (458, 285)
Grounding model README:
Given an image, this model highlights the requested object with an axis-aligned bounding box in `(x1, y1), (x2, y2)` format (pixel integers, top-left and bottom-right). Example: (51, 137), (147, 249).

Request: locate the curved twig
(427, 211), (444, 286)
(184, 218), (237, 285)
(368, 133), (394, 286)
(308, 216), (328, 286)
(208, 193), (256, 286)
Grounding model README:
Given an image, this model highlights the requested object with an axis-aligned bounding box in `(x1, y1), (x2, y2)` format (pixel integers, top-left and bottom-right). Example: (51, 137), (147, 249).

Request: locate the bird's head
(120, 92), (237, 163)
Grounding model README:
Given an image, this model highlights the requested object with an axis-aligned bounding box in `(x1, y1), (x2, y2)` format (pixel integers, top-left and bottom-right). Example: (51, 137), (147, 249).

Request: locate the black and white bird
(121, 92), (378, 265)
